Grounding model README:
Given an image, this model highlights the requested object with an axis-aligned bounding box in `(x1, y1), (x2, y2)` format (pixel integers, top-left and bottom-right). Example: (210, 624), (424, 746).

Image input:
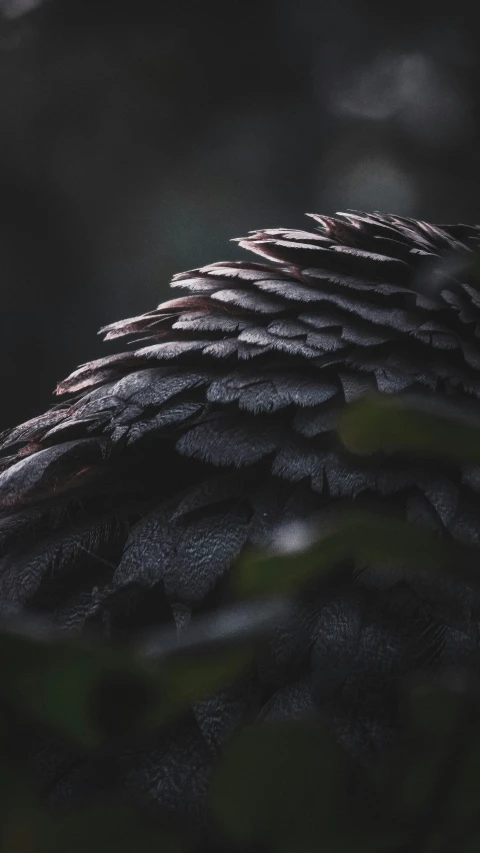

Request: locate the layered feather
(1, 212), (480, 825)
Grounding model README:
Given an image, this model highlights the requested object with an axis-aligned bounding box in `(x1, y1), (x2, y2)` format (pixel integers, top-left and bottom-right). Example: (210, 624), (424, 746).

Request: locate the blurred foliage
(0, 622), (252, 748)
(340, 393), (480, 463)
(209, 678), (480, 853)
(2, 395), (480, 850)
(0, 767), (183, 853)
(235, 510), (480, 596)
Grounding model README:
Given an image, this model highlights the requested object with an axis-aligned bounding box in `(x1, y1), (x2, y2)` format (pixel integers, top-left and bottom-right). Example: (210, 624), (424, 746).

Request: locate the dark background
(0, 0), (478, 430)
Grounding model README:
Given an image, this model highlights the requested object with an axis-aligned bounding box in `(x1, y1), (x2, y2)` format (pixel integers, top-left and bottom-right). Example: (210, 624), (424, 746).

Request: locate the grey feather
(1, 210), (480, 827)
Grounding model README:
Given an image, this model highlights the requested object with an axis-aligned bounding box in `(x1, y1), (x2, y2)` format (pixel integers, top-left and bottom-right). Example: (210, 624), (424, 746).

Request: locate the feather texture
(2, 211), (480, 830)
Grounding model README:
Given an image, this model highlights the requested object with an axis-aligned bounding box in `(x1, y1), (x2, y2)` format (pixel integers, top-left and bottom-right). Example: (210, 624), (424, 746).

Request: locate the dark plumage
(2, 211), (480, 829)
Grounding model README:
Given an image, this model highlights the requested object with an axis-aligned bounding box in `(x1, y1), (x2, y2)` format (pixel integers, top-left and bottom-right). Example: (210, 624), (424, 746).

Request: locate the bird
(1, 211), (480, 832)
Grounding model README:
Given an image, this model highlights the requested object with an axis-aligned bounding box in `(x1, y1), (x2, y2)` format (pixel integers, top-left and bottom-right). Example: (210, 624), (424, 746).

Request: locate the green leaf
(450, 739), (480, 820)
(158, 648), (250, 707)
(209, 722), (409, 852)
(339, 393), (480, 463)
(408, 683), (462, 739)
(369, 679), (480, 843)
(0, 630), (112, 746)
(39, 805), (184, 853)
(209, 722), (341, 850)
(0, 622), (251, 746)
(0, 762), (184, 853)
(400, 754), (443, 810)
(0, 760), (49, 853)
(234, 511), (477, 596)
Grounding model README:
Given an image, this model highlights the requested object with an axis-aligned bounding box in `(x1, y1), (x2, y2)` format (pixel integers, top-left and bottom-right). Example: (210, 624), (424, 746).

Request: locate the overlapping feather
(1, 212), (480, 822)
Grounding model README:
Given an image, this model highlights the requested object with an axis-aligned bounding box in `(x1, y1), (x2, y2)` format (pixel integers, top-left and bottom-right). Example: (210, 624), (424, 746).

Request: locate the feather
(293, 399), (343, 437)
(211, 287), (284, 314)
(176, 410), (284, 467)
(0, 439), (104, 508)
(113, 498), (249, 604)
(1, 210), (480, 827)
(0, 512), (128, 612)
(206, 371), (339, 414)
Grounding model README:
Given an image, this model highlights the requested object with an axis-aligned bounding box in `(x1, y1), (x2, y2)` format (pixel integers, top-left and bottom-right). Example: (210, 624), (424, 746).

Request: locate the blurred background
(0, 0), (478, 430)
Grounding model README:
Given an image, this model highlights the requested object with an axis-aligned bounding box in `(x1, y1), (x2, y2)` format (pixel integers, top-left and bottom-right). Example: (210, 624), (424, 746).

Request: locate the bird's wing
(1, 212), (480, 817)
